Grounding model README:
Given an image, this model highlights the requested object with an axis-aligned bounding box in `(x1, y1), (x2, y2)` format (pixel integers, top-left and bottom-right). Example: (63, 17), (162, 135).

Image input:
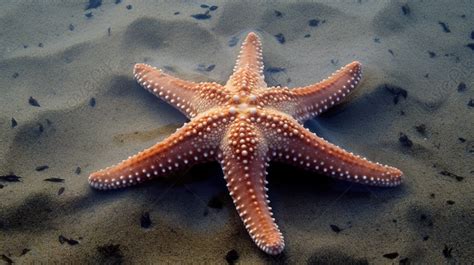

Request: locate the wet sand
(1, 1), (473, 264)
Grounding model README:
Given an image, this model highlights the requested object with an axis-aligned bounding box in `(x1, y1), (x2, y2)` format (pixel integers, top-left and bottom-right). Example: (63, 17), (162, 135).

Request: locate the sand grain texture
(1, 1), (473, 264)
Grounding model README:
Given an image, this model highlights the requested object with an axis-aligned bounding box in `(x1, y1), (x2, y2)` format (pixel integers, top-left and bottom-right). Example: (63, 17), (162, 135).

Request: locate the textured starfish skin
(89, 32), (403, 255)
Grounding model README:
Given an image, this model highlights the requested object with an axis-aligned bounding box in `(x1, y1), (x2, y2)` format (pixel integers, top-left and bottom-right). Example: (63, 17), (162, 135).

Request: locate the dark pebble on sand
(97, 244), (123, 259)
(388, 49), (394, 56)
(374, 37), (380, 43)
(174, 11), (180, 15)
(85, 0), (101, 10)
(191, 11), (211, 20)
(206, 64), (215, 71)
(115, 0), (121, 4)
(309, 19), (320, 27)
(415, 124), (426, 135)
(465, 43), (474, 50)
(383, 252), (399, 259)
(468, 99), (474, 107)
(200, 4), (209, 8)
(140, 212), (152, 228)
(225, 249), (239, 264)
(38, 43), (43, 47)
(438, 22), (451, 33)
(274, 33), (285, 44)
(197, 64), (215, 72)
(209, 5), (218, 11)
(69, 24), (74, 31)
(228, 36), (239, 47)
(274, 10), (283, 17)
(399, 133), (413, 147)
(1, 254), (13, 264)
(471, 31), (474, 39)
(0, 174), (21, 182)
(58, 187), (65, 195)
(29, 96), (40, 107)
(0, 184), (3, 189)
(207, 196), (223, 209)
(420, 213), (428, 221)
(20, 248), (30, 256)
(330, 224), (342, 233)
(11, 118), (17, 128)
(89, 97), (96, 107)
(59, 235), (79, 245)
(35, 165), (49, 171)
(457, 82), (467, 92)
(44, 178), (65, 183)
(304, 34), (311, 38)
(12, 72), (19, 78)
(85, 12), (93, 18)
(442, 245), (453, 258)
(423, 235), (429, 241)
(401, 4), (410, 15)
(399, 257), (410, 264)
(458, 137), (466, 143)
(440, 170), (463, 181)
(383, 84), (407, 104)
(75, 166), (81, 175)
(38, 123), (44, 133)
(126, 4), (132, 10)
(265, 67), (285, 74)
(428, 51), (436, 58)
(446, 200), (455, 205)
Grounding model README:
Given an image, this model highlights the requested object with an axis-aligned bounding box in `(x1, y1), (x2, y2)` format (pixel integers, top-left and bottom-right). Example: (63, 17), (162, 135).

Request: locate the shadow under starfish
(89, 32), (403, 255)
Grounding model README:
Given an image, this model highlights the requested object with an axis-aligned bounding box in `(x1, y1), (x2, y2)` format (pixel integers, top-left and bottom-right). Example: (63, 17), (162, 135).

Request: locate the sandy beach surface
(1, 1), (473, 264)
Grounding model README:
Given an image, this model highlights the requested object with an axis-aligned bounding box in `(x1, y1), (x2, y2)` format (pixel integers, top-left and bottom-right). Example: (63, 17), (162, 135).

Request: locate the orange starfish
(89, 32), (403, 255)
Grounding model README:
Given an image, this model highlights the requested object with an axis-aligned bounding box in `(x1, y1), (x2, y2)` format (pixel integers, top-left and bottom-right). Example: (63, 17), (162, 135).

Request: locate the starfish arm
(260, 112), (403, 187)
(89, 109), (229, 190)
(219, 119), (284, 255)
(134, 63), (227, 118)
(227, 32), (267, 91)
(259, 61), (362, 122)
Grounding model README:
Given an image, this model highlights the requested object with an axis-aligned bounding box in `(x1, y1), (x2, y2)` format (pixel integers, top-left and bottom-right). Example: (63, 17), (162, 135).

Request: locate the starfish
(89, 32), (403, 255)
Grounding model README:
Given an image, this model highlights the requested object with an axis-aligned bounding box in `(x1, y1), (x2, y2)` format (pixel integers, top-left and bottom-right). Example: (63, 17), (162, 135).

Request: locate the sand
(1, 0), (473, 264)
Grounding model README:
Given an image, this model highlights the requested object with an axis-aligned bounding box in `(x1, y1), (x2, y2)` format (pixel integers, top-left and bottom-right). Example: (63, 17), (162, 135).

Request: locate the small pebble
(44, 178), (65, 183)
(401, 4), (410, 15)
(383, 252), (399, 259)
(457, 82), (467, 92)
(225, 249), (239, 264)
(274, 33), (285, 44)
(438, 21), (451, 33)
(140, 212), (152, 228)
(330, 224), (342, 233)
(399, 133), (413, 147)
(29, 96), (41, 107)
(35, 165), (49, 171)
(11, 118), (17, 128)
(309, 19), (320, 27)
(442, 245), (453, 258)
